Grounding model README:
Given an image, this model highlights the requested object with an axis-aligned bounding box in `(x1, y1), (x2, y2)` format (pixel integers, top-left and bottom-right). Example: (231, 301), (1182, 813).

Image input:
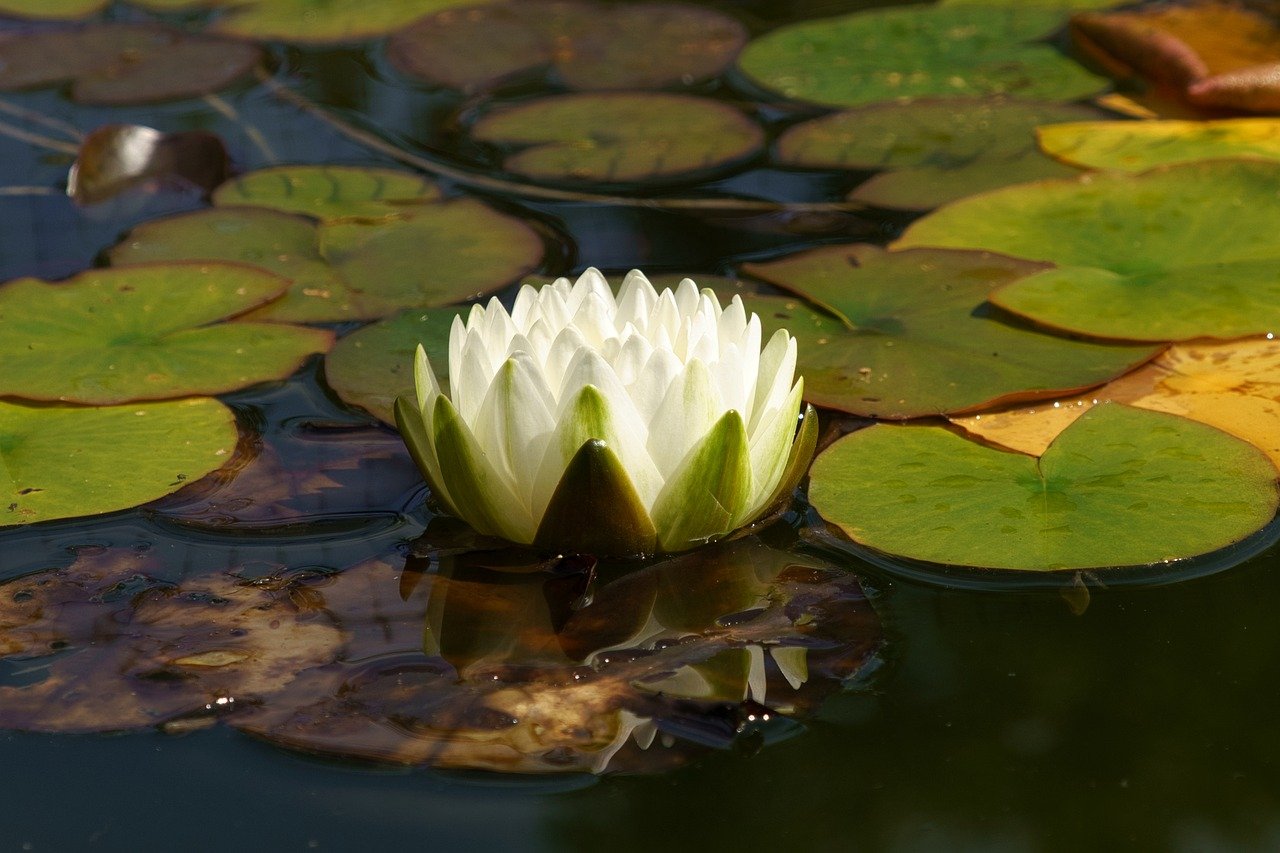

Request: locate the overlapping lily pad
(896, 160), (1280, 342)
(0, 24), (260, 105)
(388, 1), (746, 92)
(211, 165), (442, 222)
(737, 6), (1109, 108)
(210, 0), (480, 43)
(1038, 118), (1280, 172)
(1, 397), (237, 527)
(809, 404), (1280, 572)
(737, 245), (1158, 418)
(470, 93), (765, 184)
(775, 99), (1097, 210)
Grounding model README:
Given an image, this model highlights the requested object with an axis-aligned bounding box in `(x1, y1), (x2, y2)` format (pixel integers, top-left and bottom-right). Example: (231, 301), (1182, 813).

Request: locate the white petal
(627, 347), (681, 430)
(544, 325), (586, 401)
(740, 378), (804, 523)
(616, 270), (657, 329)
(447, 314), (466, 395)
(749, 330), (796, 436)
(455, 331), (496, 426)
(571, 291), (617, 349)
(472, 352), (557, 512)
(510, 284), (540, 330)
(646, 357), (723, 478)
(674, 277), (699, 317)
(613, 332), (652, 386)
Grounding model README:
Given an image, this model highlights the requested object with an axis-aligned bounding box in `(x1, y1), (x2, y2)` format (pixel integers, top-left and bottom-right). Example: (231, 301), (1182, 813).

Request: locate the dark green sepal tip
(535, 438), (658, 557)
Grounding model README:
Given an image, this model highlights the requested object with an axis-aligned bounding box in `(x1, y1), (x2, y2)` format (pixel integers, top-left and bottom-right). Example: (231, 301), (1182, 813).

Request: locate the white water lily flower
(395, 269), (816, 555)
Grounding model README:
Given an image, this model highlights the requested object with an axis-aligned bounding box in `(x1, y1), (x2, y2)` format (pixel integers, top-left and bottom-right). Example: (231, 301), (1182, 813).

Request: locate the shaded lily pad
(324, 308), (454, 425)
(211, 0), (481, 43)
(0, 264), (331, 404)
(775, 99), (1097, 210)
(211, 165), (441, 222)
(737, 244), (1158, 419)
(0, 24), (261, 105)
(68, 124), (230, 207)
(736, 6), (1109, 109)
(896, 160), (1280, 342)
(810, 403), (1279, 572)
(388, 1), (746, 92)
(1038, 118), (1280, 172)
(470, 93), (765, 184)
(1, 397), (237, 527)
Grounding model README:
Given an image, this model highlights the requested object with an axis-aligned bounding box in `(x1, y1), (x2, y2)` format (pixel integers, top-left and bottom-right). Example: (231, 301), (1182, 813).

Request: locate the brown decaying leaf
(68, 124), (229, 206)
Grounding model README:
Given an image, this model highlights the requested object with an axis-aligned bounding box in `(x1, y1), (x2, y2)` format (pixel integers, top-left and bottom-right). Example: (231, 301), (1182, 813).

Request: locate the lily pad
(0, 24), (261, 105)
(387, 1), (746, 92)
(0, 264), (331, 404)
(737, 245), (1158, 419)
(470, 93), (765, 184)
(0, 0), (102, 18)
(736, 6), (1109, 109)
(809, 403), (1280, 572)
(324, 308), (454, 425)
(896, 160), (1280, 342)
(68, 124), (230, 207)
(1, 397), (237, 527)
(1038, 118), (1280, 172)
(211, 0), (481, 43)
(775, 99), (1097, 210)
(210, 165), (442, 222)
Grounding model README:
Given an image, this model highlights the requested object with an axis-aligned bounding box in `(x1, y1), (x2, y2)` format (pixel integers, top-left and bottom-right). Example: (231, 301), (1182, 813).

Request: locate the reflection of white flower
(396, 268), (815, 555)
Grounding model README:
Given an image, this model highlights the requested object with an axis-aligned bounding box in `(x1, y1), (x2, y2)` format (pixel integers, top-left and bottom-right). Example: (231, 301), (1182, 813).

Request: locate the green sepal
(651, 409), (753, 552)
(534, 438), (658, 557)
(393, 394), (460, 519)
(761, 403), (819, 518)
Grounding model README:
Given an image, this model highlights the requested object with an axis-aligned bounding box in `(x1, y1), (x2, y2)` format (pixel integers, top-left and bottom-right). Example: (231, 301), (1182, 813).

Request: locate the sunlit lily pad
(737, 6), (1109, 108)
(0, 0), (102, 18)
(211, 0), (481, 43)
(737, 245), (1158, 418)
(1, 397), (237, 527)
(1038, 118), (1280, 172)
(0, 264), (331, 404)
(470, 93), (764, 184)
(896, 160), (1280, 342)
(388, 1), (746, 92)
(211, 165), (442, 222)
(775, 99), (1096, 210)
(0, 24), (260, 105)
(324, 308), (454, 425)
(810, 403), (1279, 572)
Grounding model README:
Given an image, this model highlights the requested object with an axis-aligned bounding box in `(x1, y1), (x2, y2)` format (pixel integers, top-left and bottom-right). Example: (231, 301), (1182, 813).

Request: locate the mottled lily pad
(68, 124), (229, 207)
(896, 160), (1280, 342)
(775, 99), (1097, 210)
(0, 264), (331, 404)
(1038, 118), (1280, 172)
(737, 245), (1158, 419)
(1, 397), (237, 527)
(211, 165), (441, 222)
(470, 93), (764, 184)
(737, 6), (1109, 109)
(0, 24), (260, 105)
(388, 1), (746, 92)
(810, 404), (1279, 572)
(211, 0), (480, 43)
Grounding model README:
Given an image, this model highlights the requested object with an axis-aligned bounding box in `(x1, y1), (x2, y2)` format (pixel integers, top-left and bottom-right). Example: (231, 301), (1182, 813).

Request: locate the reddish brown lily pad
(68, 124), (230, 206)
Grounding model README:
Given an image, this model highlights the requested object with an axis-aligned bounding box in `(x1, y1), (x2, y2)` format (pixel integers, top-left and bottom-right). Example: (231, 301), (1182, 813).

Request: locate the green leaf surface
(326, 309), (454, 425)
(210, 0), (481, 43)
(1037, 118), (1280, 172)
(0, 264), (331, 404)
(0, 397), (238, 527)
(739, 245), (1158, 418)
(809, 403), (1279, 571)
(211, 165), (442, 222)
(470, 93), (764, 184)
(737, 6), (1108, 108)
(0, 0), (103, 18)
(896, 160), (1280, 341)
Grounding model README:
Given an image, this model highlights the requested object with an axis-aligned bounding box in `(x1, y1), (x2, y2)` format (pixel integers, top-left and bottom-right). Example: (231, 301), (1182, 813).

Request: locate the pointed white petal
(472, 353), (557, 512)
(646, 357), (723, 479)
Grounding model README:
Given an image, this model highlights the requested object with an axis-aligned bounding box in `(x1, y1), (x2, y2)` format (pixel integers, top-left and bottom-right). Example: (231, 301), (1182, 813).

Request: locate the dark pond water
(2, 1), (1279, 851)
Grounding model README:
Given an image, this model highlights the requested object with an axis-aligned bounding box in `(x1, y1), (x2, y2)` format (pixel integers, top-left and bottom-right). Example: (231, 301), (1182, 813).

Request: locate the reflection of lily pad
(737, 6), (1108, 108)
(0, 264), (332, 404)
(324, 308), (454, 425)
(211, 0), (481, 43)
(1038, 118), (1280, 172)
(1, 397), (237, 527)
(388, 1), (746, 92)
(211, 165), (441, 222)
(775, 99), (1096, 210)
(897, 161), (1280, 342)
(738, 245), (1158, 418)
(0, 24), (260, 105)
(470, 93), (764, 184)
(810, 404), (1279, 572)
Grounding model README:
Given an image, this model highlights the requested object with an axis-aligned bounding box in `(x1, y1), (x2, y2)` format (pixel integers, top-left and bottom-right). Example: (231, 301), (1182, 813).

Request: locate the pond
(2, 0), (1280, 850)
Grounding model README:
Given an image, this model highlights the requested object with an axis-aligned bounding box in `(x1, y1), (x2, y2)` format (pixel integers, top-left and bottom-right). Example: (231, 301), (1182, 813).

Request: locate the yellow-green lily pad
(211, 165), (442, 222)
(1038, 118), (1280, 172)
(210, 0), (482, 43)
(809, 403), (1280, 571)
(896, 160), (1280, 342)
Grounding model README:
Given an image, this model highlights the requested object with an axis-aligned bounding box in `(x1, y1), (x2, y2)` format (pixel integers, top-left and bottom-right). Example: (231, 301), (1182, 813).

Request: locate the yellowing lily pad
(1, 397), (237, 527)
(0, 0), (103, 18)
(738, 245), (1158, 419)
(775, 99), (1097, 210)
(737, 6), (1108, 109)
(470, 93), (764, 184)
(1038, 118), (1280, 172)
(809, 403), (1279, 571)
(896, 160), (1280, 342)
(211, 165), (442, 222)
(211, 0), (482, 43)
(0, 264), (331, 404)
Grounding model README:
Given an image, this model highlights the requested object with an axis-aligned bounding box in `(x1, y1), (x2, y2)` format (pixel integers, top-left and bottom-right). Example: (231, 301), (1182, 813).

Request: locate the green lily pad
(0, 264), (332, 404)
(737, 6), (1109, 109)
(1, 397), (238, 527)
(896, 160), (1280, 342)
(324, 308), (454, 425)
(0, 24), (261, 105)
(1037, 118), (1280, 172)
(470, 93), (764, 184)
(943, 0), (1124, 8)
(809, 403), (1279, 571)
(211, 165), (442, 222)
(775, 99), (1097, 210)
(210, 0), (482, 43)
(0, 0), (103, 18)
(388, 1), (746, 92)
(738, 245), (1158, 419)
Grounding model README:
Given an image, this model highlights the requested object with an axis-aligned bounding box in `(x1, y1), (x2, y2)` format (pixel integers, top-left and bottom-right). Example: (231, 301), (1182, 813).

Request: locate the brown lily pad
(68, 124), (230, 206)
